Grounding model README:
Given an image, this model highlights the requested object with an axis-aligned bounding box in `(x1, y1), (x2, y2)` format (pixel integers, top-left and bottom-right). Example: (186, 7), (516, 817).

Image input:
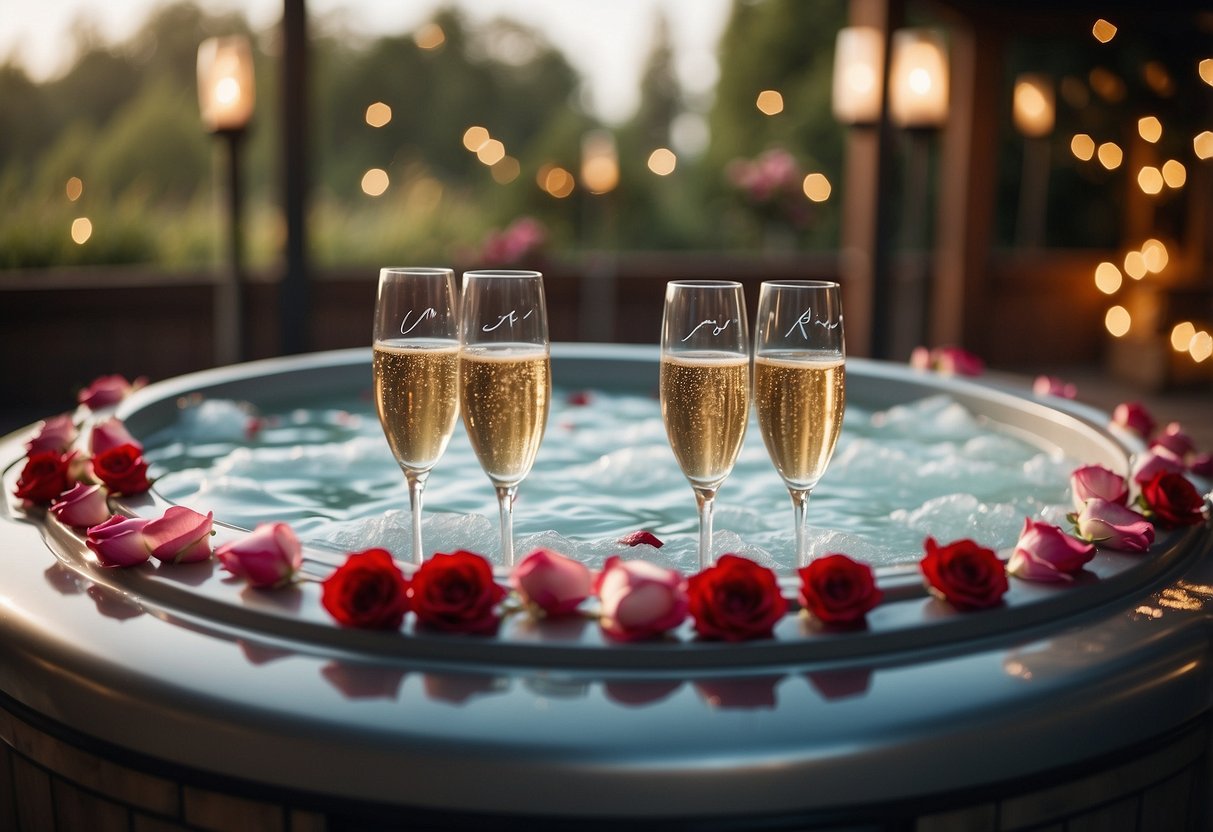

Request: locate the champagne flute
(659, 280), (750, 571)
(753, 280), (846, 567)
(458, 270), (551, 567)
(372, 267), (461, 565)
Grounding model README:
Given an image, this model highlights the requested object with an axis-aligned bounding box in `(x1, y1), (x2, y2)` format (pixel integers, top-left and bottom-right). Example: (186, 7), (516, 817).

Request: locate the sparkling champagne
(373, 339), (460, 472)
(754, 352), (846, 490)
(660, 351), (749, 488)
(459, 344), (551, 485)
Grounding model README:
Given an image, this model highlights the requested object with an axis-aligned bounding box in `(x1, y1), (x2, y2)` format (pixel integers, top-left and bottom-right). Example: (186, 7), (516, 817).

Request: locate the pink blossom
(1132, 448), (1185, 486)
(511, 548), (593, 617)
(144, 506), (214, 564)
(50, 483), (111, 529)
(1070, 464), (1128, 509)
(1111, 401), (1155, 439)
(1032, 375), (1077, 399)
(78, 374), (146, 410)
(25, 414), (78, 455)
(86, 515), (153, 567)
(215, 522), (303, 588)
(1072, 498), (1154, 553)
(90, 417), (142, 456)
(594, 557), (688, 642)
(1006, 518), (1096, 583)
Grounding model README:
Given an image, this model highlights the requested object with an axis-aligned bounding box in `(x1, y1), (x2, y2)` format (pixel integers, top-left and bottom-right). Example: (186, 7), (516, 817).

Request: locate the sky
(0, 0), (732, 122)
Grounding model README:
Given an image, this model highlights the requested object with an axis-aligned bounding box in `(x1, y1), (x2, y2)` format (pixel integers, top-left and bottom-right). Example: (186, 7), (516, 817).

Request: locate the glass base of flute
(789, 488), (811, 568)
(694, 486), (719, 572)
(494, 484), (518, 566)
(404, 470), (429, 566)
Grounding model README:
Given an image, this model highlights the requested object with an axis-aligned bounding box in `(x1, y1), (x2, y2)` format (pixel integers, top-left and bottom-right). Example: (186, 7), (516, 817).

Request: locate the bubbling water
(142, 390), (1076, 572)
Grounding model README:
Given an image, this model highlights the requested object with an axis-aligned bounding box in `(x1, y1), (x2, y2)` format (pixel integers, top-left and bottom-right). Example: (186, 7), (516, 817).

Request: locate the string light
(1170, 322), (1196, 352)
(463, 126), (490, 152)
(1094, 262), (1122, 294)
(65, 177), (83, 202)
(70, 217), (92, 244)
(647, 148), (677, 176)
(1190, 331), (1213, 363)
(1124, 250), (1147, 279)
(414, 23), (445, 50)
(802, 173), (831, 202)
(1105, 306), (1131, 337)
(1097, 142), (1123, 170)
(1195, 131), (1213, 160)
(1137, 166), (1163, 195)
(1071, 134), (1095, 161)
(477, 139), (505, 166)
(365, 102), (391, 128)
(1137, 116), (1161, 143)
(1162, 160), (1187, 188)
(361, 168), (389, 196)
(1092, 19), (1117, 43)
(1142, 239), (1169, 273)
(756, 90), (784, 116)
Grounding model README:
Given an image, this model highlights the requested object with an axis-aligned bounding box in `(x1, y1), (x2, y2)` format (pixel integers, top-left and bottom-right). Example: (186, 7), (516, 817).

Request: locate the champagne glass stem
(405, 470), (429, 565)
(496, 485), (518, 567)
(790, 488), (811, 568)
(694, 487), (717, 571)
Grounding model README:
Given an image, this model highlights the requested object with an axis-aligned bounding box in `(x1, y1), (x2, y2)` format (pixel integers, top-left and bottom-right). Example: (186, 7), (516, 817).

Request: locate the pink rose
(1152, 423), (1195, 460)
(86, 515), (153, 567)
(511, 548), (593, 617)
(1070, 464), (1128, 509)
(594, 557), (688, 642)
(1111, 401), (1155, 439)
(25, 414), (78, 455)
(932, 346), (984, 377)
(1072, 498), (1154, 553)
(77, 374), (146, 410)
(90, 417), (142, 455)
(1132, 448), (1185, 486)
(1032, 375), (1077, 399)
(144, 506), (215, 564)
(50, 483), (111, 529)
(617, 530), (664, 548)
(216, 522), (303, 588)
(1006, 518), (1096, 583)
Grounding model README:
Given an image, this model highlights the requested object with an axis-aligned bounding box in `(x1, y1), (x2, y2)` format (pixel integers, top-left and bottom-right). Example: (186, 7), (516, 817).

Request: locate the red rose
(687, 554), (787, 641)
(14, 450), (76, 504)
(321, 548), (410, 630)
(797, 553), (883, 625)
(920, 537), (1008, 610)
(1139, 471), (1205, 528)
(93, 443), (152, 495)
(411, 550), (506, 635)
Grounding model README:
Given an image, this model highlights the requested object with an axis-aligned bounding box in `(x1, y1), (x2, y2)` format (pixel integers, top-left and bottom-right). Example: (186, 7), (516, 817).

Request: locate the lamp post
(197, 35), (255, 366)
(1012, 73), (1054, 249)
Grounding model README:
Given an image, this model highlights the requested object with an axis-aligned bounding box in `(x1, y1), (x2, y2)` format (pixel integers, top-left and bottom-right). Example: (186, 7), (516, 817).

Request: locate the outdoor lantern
(581, 130), (619, 195)
(197, 36), (255, 133)
(1013, 73), (1055, 138)
(832, 27), (885, 126)
(889, 29), (949, 129)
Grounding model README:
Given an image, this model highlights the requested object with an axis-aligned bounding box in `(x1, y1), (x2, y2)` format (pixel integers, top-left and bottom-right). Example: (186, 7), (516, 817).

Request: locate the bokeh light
(647, 148), (677, 176)
(1137, 116), (1162, 143)
(65, 177), (83, 202)
(538, 165), (574, 198)
(1200, 58), (1213, 87)
(1105, 306), (1131, 337)
(1071, 134), (1095, 161)
(1170, 321), (1196, 352)
(477, 139), (506, 166)
(756, 89), (784, 116)
(1162, 160), (1186, 188)
(463, 126), (490, 152)
(802, 173), (831, 202)
(414, 22), (445, 50)
(1097, 142), (1123, 169)
(365, 102), (391, 128)
(491, 156), (520, 184)
(1142, 239), (1169, 273)
(1088, 68), (1125, 102)
(1137, 166), (1164, 195)
(1094, 262), (1122, 294)
(70, 217), (92, 244)
(1143, 62), (1174, 96)
(1190, 331), (1213, 363)
(1196, 131), (1213, 160)
(1124, 250), (1147, 279)
(1092, 19), (1117, 43)
(361, 168), (389, 196)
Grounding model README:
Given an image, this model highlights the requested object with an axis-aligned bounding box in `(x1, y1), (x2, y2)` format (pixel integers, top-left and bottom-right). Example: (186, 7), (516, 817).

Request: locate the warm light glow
(581, 130), (619, 194)
(365, 102), (391, 128)
(1137, 166), (1164, 195)
(1092, 19), (1117, 43)
(462, 126), (490, 152)
(756, 89), (784, 116)
(197, 36), (255, 132)
(647, 147), (677, 176)
(65, 177), (83, 202)
(1088, 68), (1125, 102)
(1094, 262), (1122, 294)
(802, 173), (831, 202)
(889, 29), (949, 128)
(832, 27), (884, 125)
(1143, 62), (1174, 96)
(1190, 331), (1213, 363)
(1142, 239), (1169, 273)
(414, 22), (445, 50)
(361, 168), (389, 196)
(1162, 160), (1187, 188)
(1071, 134), (1096, 161)
(1105, 306), (1131, 337)
(1124, 250), (1147, 280)
(1200, 58), (1213, 87)
(1097, 142), (1123, 170)
(1060, 77), (1089, 109)
(1138, 116), (1162, 143)
(1171, 321), (1197, 352)
(491, 156), (520, 184)
(70, 217), (92, 244)
(538, 165), (574, 198)
(477, 139), (506, 166)
(1013, 74), (1054, 137)
(1196, 131), (1213, 160)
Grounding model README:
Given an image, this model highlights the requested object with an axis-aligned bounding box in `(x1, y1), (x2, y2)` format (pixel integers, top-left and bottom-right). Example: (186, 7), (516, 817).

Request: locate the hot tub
(1, 344), (1210, 831)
